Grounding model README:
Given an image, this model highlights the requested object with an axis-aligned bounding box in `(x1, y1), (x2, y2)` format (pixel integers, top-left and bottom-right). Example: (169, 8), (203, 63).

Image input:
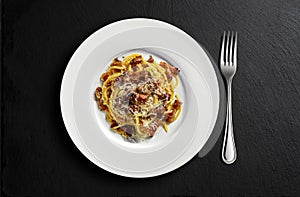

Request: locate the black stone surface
(1, 0), (300, 196)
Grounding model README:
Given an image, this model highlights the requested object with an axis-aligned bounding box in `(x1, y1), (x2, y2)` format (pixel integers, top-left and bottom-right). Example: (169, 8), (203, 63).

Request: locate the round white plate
(60, 18), (220, 177)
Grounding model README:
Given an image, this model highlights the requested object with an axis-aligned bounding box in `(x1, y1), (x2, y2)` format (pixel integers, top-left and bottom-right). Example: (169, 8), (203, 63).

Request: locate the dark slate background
(1, 0), (300, 196)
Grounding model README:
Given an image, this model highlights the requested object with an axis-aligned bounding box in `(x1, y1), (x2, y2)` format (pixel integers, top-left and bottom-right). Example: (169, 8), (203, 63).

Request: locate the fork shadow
(197, 40), (227, 158)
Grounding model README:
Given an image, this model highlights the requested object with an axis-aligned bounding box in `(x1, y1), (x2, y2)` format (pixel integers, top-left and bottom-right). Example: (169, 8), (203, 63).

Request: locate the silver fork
(220, 31), (238, 164)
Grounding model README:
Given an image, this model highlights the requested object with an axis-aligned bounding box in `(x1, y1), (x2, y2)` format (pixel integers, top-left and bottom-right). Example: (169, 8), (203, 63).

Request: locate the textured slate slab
(1, 0), (300, 196)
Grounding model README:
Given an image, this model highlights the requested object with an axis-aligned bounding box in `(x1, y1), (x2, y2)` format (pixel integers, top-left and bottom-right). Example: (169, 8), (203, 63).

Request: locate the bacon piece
(158, 93), (170, 101)
(95, 87), (107, 110)
(129, 93), (137, 104)
(113, 57), (121, 62)
(95, 87), (102, 99)
(136, 86), (143, 93)
(137, 94), (148, 102)
(111, 61), (122, 67)
(169, 66), (180, 76)
(173, 100), (182, 110)
(130, 55), (143, 71)
(129, 105), (139, 114)
(110, 120), (118, 128)
(131, 55), (143, 64)
(165, 111), (175, 123)
(111, 58), (122, 66)
(97, 99), (107, 111)
(159, 62), (169, 69)
(107, 89), (112, 98)
(101, 72), (109, 81)
(147, 55), (154, 63)
(160, 62), (180, 76)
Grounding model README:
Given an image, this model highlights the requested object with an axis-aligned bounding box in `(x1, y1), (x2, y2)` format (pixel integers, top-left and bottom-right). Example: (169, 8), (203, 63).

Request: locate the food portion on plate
(95, 54), (182, 142)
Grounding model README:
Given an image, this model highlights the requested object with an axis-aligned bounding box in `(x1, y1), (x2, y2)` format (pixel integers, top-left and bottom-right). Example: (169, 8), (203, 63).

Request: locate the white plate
(60, 18), (220, 177)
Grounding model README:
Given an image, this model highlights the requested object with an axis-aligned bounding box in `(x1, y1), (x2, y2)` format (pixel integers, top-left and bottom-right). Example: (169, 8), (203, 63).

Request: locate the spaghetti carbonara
(95, 54), (182, 142)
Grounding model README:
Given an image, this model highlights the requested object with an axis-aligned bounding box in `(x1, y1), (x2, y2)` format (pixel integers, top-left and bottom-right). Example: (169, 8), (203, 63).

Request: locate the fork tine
(233, 32), (238, 66)
(220, 31), (226, 65)
(225, 31), (230, 65)
(229, 31), (234, 66)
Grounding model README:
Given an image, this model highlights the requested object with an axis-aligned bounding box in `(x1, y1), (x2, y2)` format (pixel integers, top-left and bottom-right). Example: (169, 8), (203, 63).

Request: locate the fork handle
(222, 80), (237, 164)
